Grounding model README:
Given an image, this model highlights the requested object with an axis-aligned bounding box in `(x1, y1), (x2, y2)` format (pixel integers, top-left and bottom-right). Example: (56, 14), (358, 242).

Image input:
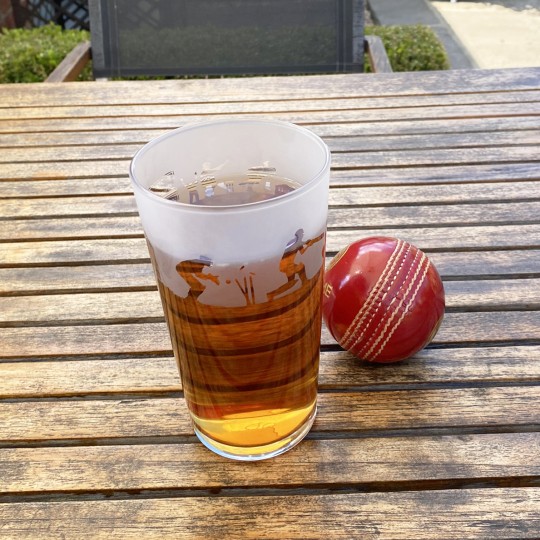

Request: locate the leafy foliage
(365, 24), (450, 72)
(0, 24), (92, 83)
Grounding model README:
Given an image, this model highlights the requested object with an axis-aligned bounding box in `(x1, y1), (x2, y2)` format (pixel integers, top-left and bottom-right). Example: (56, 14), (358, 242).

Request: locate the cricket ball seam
(341, 238), (406, 349)
(366, 253), (430, 361)
(354, 245), (423, 358)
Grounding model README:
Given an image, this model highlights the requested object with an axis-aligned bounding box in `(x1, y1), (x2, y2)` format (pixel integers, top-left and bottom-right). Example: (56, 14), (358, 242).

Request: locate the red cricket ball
(322, 237), (445, 363)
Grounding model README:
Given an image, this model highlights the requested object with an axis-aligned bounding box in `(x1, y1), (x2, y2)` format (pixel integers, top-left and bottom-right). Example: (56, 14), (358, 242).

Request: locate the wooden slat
(445, 278), (540, 309)
(3, 90), (540, 122)
(1, 67), (539, 107)
(0, 216), (142, 240)
(0, 178), (133, 197)
(328, 225), (540, 252)
(331, 146), (540, 169)
(365, 35), (393, 73)
(0, 264), (156, 295)
(0, 195), (137, 219)
(427, 250), (540, 278)
(0, 311), (538, 359)
(1, 346), (539, 399)
(0, 291), (163, 325)
(0, 488), (539, 539)
(0, 357), (181, 397)
(2, 162), (539, 199)
(319, 345), (540, 387)
(325, 162), (540, 186)
(2, 226), (539, 267)
(1, 387), (539, 443)
(2, 182), (539, 219)
(4, 130), (540, 163)
(328, 129), (540, 152)
(1, 101), (539, 137)
(3, 202), (540, 241)
(1, 279), (538, 326)
(3, 141), (540, 180)
(0, 396), (193, 441)
(328, 201), (540, 228)
(0, 238), (149, 266)
(0, 160), (128, 181)
(1, 433), (538, 494)
(1, 117), (540, 149)
(0, 251), (538, 296)
(44, 41), (91, 83)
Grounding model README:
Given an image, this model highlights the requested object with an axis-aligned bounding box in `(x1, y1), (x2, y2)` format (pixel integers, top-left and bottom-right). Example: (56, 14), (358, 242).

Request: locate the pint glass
(130, 119), (330, 460)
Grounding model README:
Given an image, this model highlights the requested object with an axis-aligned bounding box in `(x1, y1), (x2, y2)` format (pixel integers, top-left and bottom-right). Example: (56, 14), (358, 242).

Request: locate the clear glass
(130, 119), (330, 460)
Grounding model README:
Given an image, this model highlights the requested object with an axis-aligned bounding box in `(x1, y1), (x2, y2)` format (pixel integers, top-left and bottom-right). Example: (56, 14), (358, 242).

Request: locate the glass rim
(129, 118), (331, 213)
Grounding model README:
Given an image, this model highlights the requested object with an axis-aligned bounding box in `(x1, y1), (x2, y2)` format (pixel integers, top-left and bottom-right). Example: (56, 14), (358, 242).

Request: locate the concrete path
(368, 0), (540, 69)
(431, 1), (540, 69)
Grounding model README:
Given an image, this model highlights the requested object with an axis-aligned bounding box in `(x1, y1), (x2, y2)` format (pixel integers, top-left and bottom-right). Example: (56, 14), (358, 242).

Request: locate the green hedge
(366, 24), (450, 72)
(0, 24), (91, 83)
(0, 23), (449, 83)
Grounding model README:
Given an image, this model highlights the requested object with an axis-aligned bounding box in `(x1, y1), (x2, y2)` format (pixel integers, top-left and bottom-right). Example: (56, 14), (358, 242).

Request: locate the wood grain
(1, 67), (539, 539)
(1, 387), (538, 443)
(0, 264), (156, 295)
(1, 101), (539, 139)
(0, 344), (535, 399)
(0, 356), (181, 397)
(1, 67), (538, 107)
(1, 433), (538, 494)
(1, 116), (539, 148)
(0, 488), (538, 539)
(0, 311), (538, 358)
(2, 201), (540, 241)
(2, 181), (539, 218)
(2, 132), (540, 172)
(4, 160), (536, 195)
(1, 279), (538, 326)
(2, 90), (539, 121)
(1, 251), (537, 296)
(2, 226), (540, 267)
(0, 345), (539, 399)
(2, 488), (539, 539)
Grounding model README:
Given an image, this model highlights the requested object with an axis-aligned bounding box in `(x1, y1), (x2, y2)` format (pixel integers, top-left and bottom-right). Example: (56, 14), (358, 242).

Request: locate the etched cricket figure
(268, 229), (325, 301)
(175, 257), (219, 300)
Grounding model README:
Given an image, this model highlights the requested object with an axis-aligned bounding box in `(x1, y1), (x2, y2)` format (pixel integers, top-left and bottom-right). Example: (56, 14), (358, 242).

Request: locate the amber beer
(130, 119), (330, 460)
(150, 228), (325, 456)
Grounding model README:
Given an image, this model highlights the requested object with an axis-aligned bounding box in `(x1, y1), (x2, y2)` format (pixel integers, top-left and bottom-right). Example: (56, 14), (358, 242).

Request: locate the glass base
(193, 406), (317, 461)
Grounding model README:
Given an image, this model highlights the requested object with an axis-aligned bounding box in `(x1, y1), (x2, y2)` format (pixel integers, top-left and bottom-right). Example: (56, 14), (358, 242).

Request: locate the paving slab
(431, 1), (540, 69)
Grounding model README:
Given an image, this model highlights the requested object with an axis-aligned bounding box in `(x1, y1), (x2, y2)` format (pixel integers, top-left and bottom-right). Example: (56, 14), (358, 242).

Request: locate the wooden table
(1, 67), (539, 538)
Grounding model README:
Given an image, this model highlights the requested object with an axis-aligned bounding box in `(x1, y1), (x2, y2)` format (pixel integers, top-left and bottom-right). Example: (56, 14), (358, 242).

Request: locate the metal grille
(11, 0), (89, 30)
(90, 0), (364, 77)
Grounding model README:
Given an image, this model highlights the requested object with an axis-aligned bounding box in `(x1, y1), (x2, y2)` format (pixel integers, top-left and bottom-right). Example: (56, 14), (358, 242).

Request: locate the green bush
(0, 24), (92, 83)
(365, 24), (450, 72)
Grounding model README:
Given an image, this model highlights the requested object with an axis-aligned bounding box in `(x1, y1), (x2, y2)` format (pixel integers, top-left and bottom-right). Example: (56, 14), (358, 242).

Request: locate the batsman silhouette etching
(174, 229), (325, 307)
(267, 229), (325, 301)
